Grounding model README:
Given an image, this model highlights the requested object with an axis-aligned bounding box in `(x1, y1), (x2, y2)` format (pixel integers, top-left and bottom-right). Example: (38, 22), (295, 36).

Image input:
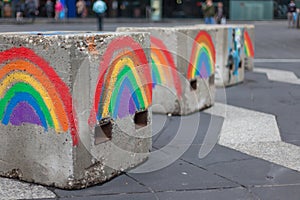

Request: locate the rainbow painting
(89, 36), (152, 124)
(150, 36), (182, 98)
(0, 47), (78, 145)
(244, 30), (254, 58)
(187, 31), (216, 80)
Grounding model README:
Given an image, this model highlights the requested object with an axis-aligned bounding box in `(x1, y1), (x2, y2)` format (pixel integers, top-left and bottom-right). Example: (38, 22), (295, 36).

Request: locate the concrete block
(243, 25), (255, 71)
(194, 25), (245, 87)
(214, 25), (245, 87)
(0, 31), (152, 189)
(117, 27), (216, 115)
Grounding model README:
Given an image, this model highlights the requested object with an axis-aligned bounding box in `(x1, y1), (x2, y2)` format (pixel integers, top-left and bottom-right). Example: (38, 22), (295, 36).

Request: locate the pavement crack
(179, 158), (249, 189)
(203, 158), (256, 168)
(125, 174), (160, 200)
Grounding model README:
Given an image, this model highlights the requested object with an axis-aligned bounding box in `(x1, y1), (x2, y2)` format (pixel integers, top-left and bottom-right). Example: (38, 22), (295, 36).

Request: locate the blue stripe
(2, 92), (48, 130)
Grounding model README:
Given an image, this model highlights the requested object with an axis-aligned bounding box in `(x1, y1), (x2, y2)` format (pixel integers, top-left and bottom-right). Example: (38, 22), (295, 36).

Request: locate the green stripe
(244, 45), (249, 56)
(151, 58), (162, 84)
(0, 82), (54, 128)
(109, 65), (145, 115)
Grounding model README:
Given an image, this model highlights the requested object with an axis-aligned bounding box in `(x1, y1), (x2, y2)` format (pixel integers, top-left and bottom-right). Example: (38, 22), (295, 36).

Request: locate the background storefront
(0, 0), (298, 20)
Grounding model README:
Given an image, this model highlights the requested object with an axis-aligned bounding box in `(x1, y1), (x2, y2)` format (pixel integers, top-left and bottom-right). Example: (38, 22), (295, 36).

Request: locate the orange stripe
(151, 46), (173, 86)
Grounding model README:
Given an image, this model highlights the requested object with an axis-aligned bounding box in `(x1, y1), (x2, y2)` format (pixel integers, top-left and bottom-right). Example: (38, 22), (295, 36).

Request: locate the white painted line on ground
(205, 103), (300, 172)
(0, 178), (56, 199)
(254, 68), (300, 85)
(254, 59), (300, 63)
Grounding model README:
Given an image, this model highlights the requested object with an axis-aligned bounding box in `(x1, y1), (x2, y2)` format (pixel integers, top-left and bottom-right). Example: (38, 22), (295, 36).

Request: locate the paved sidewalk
(0, 21), (300, 200)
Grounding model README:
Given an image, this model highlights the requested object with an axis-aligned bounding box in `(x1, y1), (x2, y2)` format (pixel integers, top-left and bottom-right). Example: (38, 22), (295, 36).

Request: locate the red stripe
(245, 31), (255, 57)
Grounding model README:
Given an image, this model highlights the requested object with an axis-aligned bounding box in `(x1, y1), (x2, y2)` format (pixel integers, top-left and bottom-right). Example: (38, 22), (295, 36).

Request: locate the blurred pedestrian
(15, 1), (25, 22)
(287, 0), (297, 28)
(45, 0), (54, 18)
(92, 0), (107, 31)
(215, 2), (226, 24)
(202, 0), (215, 24)
(54, 0), (63, 20)
(25, 0), (38, 23)
(76, 0), (86, 17)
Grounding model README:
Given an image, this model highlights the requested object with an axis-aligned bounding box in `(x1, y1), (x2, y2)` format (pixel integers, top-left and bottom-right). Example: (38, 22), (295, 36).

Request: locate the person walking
(25, 0), (38, 23)
(92, 0), (107, 31)
(15, 1), (25, 22)
(76, 0), (86, 17)
(54, 0), (63, 20)
(287, 0), (297, 28)
(215, 1), (225, 24)
(45, 0), (54, 18)
(202, 0), (215, 24)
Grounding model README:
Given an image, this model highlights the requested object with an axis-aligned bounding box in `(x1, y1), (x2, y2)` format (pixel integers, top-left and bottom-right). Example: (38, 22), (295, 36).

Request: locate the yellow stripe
(101, 57), (148, 117)
(0, 72), (62, 132)
(151, 53), (167, 84)
(244, 40), (250, 56)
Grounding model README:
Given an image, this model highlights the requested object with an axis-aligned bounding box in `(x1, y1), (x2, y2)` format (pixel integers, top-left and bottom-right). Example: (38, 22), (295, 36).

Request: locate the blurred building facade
(0, 0), (298, 20)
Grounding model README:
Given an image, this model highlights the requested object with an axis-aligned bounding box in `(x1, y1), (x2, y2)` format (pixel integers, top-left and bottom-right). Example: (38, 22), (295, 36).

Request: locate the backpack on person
(93, 0), (107, 14)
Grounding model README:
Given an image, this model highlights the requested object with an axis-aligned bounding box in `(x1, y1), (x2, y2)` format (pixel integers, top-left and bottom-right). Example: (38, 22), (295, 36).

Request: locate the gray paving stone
(54, 175), (149, 198)
(181, 144), (254, 168)
(152, 113), (210, 149)
(251, 185), (300, 200)
(157, 187), (258, 200)
(128, 159), (238, 192)
(206, 158), (300, 186)
(152, 112), (222, 150)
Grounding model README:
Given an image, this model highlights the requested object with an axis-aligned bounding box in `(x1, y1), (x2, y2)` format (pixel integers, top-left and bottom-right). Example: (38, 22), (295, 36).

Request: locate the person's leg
(288, 12), (292, 27)
(292, 12), (297, 27)
(98, 14), (103, 31)
(204, 17), (209, 24)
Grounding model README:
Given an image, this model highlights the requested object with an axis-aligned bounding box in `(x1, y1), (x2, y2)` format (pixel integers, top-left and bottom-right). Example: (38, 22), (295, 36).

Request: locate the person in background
(45, 0), (53, 18)
(287, 0), (297, 28)
(15, 1), (25, 22)
(202, 0), (215, 24)
(76, 0), (86, 17)
(215, 1), (225, 24)
(93, 0), (107, 31)
(54, 0), (63, 20)
(25, 0), (38, 23)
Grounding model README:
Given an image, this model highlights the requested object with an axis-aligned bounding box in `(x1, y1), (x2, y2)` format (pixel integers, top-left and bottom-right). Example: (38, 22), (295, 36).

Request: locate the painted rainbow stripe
(150, 36), (182, 97)
(244, 30), (254, 58)
(0, 47), (78, 146)
(89, 36), (152, 124)
(187, 31), (216, 79)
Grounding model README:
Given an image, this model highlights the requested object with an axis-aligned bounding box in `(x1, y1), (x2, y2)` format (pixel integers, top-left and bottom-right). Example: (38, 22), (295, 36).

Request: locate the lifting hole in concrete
(94, 118), (112, 145)
(190, 79), (197, 90)
(134, 110), (148, 129)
